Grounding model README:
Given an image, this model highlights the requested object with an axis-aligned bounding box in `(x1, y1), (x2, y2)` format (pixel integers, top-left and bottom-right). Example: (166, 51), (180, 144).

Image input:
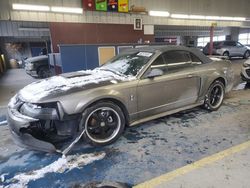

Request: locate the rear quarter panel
(195, 59), (234, 100)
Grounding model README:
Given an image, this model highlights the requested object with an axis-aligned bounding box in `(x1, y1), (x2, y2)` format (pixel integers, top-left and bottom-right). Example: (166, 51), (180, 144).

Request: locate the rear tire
(243, 50), (250, 59)
(203, 80), (225, 111)
(223, 51), (230, 59)
(81, 101), (125, 146)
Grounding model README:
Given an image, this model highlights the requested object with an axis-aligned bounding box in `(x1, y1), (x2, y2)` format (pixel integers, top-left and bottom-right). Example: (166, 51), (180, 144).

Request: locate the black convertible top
(124, 45), (213, 64)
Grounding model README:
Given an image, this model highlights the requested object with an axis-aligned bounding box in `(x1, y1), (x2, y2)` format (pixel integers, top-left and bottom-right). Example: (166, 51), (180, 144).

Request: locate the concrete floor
(0, 69), (38, 158)
(135, 141), (250, 188)
(0, 60), (250, 188)
(0, 69), (36, 107)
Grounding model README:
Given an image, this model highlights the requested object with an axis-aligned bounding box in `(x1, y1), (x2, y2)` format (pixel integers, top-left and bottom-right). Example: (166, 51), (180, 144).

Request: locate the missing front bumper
(7, 103), (82, 154)
(7, 107), (57, 152)
(10, 129), (57, 152)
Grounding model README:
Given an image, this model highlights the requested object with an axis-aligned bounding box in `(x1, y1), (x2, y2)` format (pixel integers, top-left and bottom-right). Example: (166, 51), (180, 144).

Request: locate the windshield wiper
(97, 68), (124, 76)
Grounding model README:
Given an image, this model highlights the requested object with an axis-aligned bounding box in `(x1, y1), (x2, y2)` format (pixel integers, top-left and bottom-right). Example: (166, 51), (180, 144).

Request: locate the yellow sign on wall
(98, 47), (116, 65)
(118, 0), (129, 12)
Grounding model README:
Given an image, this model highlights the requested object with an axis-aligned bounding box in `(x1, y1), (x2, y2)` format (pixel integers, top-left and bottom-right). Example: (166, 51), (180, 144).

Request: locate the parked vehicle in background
(203, 40), (250, 59)
(25, 55), (51, 78)
(8, 46), (234, 153)
(241, 60), (250, 83)
(17, 57), (28, 68)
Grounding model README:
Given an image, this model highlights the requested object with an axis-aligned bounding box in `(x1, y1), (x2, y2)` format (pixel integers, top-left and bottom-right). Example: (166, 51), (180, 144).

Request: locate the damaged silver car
(7, 46), (234, 154)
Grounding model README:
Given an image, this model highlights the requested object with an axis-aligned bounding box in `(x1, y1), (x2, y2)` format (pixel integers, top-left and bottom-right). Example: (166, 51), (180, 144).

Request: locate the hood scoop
(61, 72), (91, 78)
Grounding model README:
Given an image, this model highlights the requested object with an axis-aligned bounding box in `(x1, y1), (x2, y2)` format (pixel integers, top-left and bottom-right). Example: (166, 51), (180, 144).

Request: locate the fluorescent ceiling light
(205, 16), (220, 20)
(12, 3), (50, 11)
(219, 17), (234, 20)
(205, 16), (246, 21)
(170, 13), (247, 22)
(233, 17), (246, 21)
(51, 6), (83, 14)
(171, 14), (189, 19)
(149, 11), (170, 17)
(171, 14), (206, 20)
(189, 15), (206, 19)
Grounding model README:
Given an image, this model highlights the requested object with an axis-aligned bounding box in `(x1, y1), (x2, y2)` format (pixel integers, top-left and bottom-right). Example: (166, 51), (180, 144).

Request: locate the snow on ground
(4, 152), (105, 188)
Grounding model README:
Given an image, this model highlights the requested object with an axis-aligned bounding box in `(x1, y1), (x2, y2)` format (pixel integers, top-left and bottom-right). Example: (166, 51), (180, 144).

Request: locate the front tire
(203, 80), (225, 111)
(82, 101), (125, 146)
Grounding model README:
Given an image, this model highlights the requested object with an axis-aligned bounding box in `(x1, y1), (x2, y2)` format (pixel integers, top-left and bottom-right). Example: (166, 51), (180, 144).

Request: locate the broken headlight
(19, 102), (63, 120)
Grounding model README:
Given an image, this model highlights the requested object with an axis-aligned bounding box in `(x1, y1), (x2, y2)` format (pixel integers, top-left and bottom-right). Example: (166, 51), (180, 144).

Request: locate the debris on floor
(3, 152), (105, 188)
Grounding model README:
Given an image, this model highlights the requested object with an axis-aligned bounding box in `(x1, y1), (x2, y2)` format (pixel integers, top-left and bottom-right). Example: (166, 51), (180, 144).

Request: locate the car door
(235, 42), (246, 56)
(136, 50), (201, 119)
(225, 41), (237, 56)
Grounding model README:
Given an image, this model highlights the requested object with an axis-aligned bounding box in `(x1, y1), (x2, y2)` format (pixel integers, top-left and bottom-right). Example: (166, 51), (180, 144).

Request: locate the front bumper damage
(7, 95), (84, 154)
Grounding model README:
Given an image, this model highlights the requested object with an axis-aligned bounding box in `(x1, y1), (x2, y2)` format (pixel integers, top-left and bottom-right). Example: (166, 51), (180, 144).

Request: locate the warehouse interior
(0, 0), (250, 188)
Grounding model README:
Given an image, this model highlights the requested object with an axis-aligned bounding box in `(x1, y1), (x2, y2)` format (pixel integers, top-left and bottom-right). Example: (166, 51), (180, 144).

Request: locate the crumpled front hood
(19, 69), (135, 103)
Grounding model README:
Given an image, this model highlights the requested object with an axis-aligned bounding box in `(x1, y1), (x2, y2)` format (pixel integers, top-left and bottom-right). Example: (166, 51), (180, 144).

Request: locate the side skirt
(129, 101), (204, 127)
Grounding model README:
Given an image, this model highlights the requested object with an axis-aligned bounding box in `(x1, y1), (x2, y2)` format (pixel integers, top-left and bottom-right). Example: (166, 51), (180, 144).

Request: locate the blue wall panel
(59, 43), (157, 73)
(60, 45), (86, 73)
(85, 45), (99, 70)
(31, 47), (42, 57)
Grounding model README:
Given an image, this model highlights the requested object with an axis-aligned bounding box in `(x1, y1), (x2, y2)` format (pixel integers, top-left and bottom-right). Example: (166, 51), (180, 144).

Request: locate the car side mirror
(146, 68), (164, 78)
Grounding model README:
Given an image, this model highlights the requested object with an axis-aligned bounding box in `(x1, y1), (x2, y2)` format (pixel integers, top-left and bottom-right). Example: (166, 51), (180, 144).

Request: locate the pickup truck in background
(25, 55), (52, 78)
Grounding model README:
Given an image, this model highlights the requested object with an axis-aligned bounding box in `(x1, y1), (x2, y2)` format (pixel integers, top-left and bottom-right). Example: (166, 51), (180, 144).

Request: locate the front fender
(58, 88), (129, 115)
(75, 89), (128, 114)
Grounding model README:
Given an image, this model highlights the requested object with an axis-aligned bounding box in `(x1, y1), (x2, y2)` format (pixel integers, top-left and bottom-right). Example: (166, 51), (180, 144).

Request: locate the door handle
(187, 74), (193, 78)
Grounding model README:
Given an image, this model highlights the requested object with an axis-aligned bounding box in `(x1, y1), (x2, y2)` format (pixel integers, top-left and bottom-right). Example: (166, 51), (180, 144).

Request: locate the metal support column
(209, 25), (215, 55)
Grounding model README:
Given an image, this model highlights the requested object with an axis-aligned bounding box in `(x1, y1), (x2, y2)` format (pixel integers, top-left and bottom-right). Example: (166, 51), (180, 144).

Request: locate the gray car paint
(18, 46), (233, 124)
(8, 46), (234, 152)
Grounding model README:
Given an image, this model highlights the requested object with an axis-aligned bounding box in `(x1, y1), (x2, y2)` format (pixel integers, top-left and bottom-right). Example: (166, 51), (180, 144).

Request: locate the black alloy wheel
(82, 102), (125, 146)
(204, 80), (225, 111)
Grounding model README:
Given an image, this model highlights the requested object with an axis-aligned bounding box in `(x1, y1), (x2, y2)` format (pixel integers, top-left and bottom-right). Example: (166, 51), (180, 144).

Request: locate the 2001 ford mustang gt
(8, 46), (234, 154)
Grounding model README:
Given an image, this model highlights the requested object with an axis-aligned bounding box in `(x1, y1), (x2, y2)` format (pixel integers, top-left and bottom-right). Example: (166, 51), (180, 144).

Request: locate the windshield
(98, 51), (154, 76)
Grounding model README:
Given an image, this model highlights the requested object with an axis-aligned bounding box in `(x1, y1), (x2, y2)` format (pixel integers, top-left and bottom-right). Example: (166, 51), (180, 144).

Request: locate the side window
(231, 41), (237, 46)
(151, 55), (165, 66)
(236, 42), (243, 47)
(223, 41), (229, 46)
(162, 51), (192, 73)
(150, 55), (168, 74)
(225, 41), (236, 46)
(190, 53), (202, 64)
(163, 51), (191, 64)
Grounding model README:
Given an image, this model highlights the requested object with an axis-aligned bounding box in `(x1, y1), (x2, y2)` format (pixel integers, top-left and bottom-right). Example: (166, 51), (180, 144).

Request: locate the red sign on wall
(83, 0), (95, 11)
